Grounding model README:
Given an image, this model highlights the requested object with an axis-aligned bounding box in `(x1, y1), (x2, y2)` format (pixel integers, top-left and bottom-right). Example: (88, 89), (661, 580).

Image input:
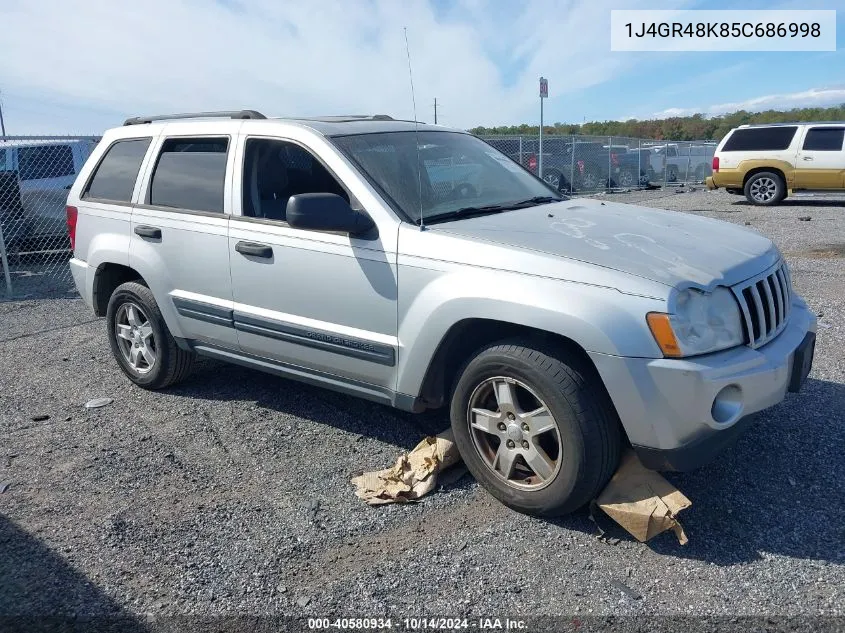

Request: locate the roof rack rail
(123, 110), (266, 126)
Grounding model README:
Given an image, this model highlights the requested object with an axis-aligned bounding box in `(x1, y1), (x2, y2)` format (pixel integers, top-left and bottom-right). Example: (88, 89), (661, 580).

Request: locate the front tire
(744, 171), (785, 206)
(449, 340), (621, 517)
(106, 281), (194, 389)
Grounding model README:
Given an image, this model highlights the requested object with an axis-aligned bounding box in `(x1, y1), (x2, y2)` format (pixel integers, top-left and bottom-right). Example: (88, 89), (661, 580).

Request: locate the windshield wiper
(424, 196), (560, 224)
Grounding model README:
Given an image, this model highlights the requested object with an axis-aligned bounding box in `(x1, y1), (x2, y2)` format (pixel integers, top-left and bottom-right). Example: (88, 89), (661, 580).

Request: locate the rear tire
(449, 339), (621, 517)
(106, 281), (194, 389)
(744, 171), (785, 206)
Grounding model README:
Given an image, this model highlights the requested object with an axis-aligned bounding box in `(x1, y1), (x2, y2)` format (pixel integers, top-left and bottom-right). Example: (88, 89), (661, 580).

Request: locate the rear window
(722, 127), (797, 152)
(18, 144), (75, 180)
(149, 137), (228, 213)
(802, 127), (845, 151)
(85, 138), (152, 202)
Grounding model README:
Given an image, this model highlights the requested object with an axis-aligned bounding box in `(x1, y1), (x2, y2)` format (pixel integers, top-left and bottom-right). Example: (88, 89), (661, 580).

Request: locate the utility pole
(0, 91), (6, 138)
(433, 98), (438, 124)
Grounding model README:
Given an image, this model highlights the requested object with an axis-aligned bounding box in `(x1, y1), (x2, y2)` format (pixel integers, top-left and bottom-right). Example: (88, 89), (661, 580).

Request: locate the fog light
(711, 384), (743, 424)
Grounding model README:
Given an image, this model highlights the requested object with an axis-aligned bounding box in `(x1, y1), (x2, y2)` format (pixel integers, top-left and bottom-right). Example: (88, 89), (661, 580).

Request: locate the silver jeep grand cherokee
(67, 111), (816, 516)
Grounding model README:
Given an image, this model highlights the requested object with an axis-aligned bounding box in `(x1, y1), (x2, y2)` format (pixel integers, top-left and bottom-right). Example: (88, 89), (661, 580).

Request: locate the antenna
(404, 27), (425, 230)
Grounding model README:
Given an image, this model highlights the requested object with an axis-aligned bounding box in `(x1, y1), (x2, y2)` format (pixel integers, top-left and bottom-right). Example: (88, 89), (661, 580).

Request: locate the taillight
(528, 154), (537, 172)
(577, 160), (585, 174)
(611, 152), (619, 166)
(66, 205), (78, 251)
(712, 156), (719, 173)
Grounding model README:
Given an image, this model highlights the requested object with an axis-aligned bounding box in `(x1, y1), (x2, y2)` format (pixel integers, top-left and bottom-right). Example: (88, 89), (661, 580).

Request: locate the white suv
(707, 122), (845, 205)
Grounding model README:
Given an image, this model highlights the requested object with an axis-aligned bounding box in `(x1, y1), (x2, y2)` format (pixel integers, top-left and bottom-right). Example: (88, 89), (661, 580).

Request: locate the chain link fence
(480, 134), (717, 194)
(0, 136), (100, 297)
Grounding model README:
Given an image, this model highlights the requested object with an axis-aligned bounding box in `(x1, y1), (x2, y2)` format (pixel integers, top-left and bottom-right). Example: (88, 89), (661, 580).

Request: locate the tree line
(469, 104), (845, 141)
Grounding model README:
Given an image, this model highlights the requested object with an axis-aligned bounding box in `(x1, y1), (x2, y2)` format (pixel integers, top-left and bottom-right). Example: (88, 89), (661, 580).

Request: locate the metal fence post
(519, 136), (523, 166)
(607, 136), (612, 191)
(637, 138), (642, 188)
(684, 142), (691, 185)
(0, 222), (12, 296)
(569, 135), (576, 194)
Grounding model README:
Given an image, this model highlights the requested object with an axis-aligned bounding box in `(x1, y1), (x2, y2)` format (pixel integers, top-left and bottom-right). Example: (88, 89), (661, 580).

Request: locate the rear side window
(0, 149), (7, 171)
(149, 137), (228, 213)
(721, 127), (797, 152)
(802, 127), (845, 151)
(85, 138), (152, 202)
(18, 144), (75, 180)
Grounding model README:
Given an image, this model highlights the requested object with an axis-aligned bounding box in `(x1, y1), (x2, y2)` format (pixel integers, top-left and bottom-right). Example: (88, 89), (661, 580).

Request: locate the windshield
(332, 131), (563, 223)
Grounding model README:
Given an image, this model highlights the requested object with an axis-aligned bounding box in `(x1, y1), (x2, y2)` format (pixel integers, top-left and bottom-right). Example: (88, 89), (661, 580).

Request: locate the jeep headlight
(647, 287), (744, 357)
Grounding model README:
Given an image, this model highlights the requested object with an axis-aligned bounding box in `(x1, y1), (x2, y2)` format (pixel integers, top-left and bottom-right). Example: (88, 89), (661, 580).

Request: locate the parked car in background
(707, 122), (845, 205)
(615, 148), (655, 188)
(67, 111), (815, 518)
(0, 138), (97, 249)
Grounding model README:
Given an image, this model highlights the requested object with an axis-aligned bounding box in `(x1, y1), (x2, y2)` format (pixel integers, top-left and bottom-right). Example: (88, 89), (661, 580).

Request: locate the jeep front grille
(732, 262), (792, 348)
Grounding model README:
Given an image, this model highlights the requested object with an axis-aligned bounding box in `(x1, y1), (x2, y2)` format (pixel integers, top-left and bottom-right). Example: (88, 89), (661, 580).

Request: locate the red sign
(539, 77), (548, 99)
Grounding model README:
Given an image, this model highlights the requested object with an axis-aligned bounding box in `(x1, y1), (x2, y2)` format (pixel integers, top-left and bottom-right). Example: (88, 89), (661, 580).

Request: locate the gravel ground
(1, 189), (843, 631)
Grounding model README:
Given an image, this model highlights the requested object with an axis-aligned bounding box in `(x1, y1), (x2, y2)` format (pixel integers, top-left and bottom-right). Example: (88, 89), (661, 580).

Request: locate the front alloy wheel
(468, 376), (562, 490)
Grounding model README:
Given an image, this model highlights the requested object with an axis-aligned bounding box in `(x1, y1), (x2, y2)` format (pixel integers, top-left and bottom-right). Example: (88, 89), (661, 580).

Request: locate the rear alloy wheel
(617, 169), (637, 188)
(744, 172), (785, 206)
(450, 339), (621, 516)
(580, 170), (600, 190)
(107, 281), (194, 389)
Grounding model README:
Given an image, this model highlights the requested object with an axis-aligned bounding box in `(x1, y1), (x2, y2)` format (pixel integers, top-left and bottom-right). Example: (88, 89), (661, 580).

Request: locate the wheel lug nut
(522, 440), (530, 449)
(497, 422), (506, 431)
(521, 423), (529, 432)
(507, 413), (515, 420)
(506, 440), (515, 449)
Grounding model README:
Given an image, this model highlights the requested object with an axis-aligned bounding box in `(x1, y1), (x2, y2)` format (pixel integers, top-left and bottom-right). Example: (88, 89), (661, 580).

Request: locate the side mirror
(286, 193), (376, 236)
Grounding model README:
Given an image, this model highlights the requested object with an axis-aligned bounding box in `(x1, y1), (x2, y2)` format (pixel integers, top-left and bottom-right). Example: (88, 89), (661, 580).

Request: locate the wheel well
(92, 263), (145, 316)
(417, 319), (599, 410)
(743, 167), (786, 188)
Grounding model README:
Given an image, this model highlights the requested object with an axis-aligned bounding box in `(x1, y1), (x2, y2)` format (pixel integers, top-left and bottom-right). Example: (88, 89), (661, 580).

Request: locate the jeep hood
(429, 198), (778, 288)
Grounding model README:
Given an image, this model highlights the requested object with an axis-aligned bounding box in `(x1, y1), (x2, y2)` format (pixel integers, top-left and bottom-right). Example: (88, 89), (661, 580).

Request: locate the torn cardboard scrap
(351, 430), (461, 505)
(596, 450), (691, 545)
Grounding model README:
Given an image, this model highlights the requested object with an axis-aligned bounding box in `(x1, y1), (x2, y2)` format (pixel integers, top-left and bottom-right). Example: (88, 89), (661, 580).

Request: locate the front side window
(241, 138), (348, 222)
(802, 127), (845, 151)
(722, 127), (797, 152)
(332, 131), (561, 223)
(85, 138), (152, 202)
(149, 137), (228, 213)
(18, 144), (75, 180)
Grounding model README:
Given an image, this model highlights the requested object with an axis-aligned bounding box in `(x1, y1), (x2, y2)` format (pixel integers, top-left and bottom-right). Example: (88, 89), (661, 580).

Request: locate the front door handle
(235, 241), (273, 258)
(134, 225), (162, 239)
(802, 156), (814, 161)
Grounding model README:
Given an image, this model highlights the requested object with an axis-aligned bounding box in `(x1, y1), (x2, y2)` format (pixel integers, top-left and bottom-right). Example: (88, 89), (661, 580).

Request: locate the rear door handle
(134, 225), (162, 239)
(802, 156), (814, 161)
(235, 241), (273, 258)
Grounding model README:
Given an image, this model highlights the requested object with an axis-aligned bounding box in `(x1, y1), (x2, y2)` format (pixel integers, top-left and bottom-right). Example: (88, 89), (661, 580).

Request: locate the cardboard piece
(596, 450), (692, 545)
(351, 430), (461, 505)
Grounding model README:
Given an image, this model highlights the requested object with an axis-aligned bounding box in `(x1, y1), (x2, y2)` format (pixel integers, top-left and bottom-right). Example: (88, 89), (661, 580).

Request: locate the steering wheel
(451, 182), (477, 200)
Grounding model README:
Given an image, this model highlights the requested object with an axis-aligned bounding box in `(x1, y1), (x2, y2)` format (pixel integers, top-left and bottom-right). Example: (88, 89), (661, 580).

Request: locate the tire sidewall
(744, 172), (784, 206)
(450, 350), (587, 515)
(106, 285), (170, 388)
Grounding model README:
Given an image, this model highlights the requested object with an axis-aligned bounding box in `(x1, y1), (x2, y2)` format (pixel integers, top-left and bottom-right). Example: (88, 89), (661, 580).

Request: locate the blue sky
(0, 0), (842, 135)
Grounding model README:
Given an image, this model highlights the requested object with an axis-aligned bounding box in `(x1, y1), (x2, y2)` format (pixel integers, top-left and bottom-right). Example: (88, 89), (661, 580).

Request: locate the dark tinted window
(149, 138), (228, 212)
(85, 138), (151, 202)
(242, 138), (348, 221)
(722, 127), (797, 152)
(0, 149), (7, 171)
(18, 144), (75, 180)
(802, 127), (845, 151)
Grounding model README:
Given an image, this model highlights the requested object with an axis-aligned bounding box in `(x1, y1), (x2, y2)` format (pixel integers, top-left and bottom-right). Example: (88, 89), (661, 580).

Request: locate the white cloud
(650, 87), (845, 119)
(0, 0), (683, 133)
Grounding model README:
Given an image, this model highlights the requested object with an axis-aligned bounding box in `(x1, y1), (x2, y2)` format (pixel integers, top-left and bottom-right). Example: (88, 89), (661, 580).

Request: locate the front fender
(395, 266), (665, 396)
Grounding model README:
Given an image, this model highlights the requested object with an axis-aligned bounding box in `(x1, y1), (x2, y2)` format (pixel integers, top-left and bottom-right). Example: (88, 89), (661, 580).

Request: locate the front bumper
(589, 297), (816, 471)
